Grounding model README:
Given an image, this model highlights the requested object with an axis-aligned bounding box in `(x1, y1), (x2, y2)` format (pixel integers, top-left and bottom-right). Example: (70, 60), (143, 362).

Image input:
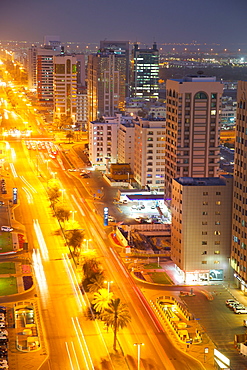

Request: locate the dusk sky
(1, 0), (247, 49)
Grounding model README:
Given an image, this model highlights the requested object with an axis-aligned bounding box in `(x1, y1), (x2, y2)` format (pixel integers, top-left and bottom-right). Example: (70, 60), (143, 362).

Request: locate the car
(234, 306), (247, 314)
(0, 226), (13, 232)
(225, 299), (237, 306)
(131, 205), (137, 210)
(151, 205), (156, 209)
(228, 301), (240, 309)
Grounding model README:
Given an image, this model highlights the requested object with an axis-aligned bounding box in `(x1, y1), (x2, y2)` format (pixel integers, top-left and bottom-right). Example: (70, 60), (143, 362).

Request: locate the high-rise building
(53, 55), (77, 121)
(231, 80), (247, 292)
(28, 36), (62, 96)
(87, 46), (128, 119)
(171, 175), (233, 283)
(164, 75), (223, 200)
(134, 118), (166, 189)
(131, 43), (159, 101)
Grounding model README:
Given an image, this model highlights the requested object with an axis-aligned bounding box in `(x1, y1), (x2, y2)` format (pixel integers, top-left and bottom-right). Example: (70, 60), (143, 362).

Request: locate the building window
(203, 202), (208, 205)
(215, 221), (220, 225)
(215, 201), (221, 205)
(214, 231), (221, 235)
(202, 212), (208, 215)
(202, 251), (207, 255)
(202, 222), (208, 225)
(202, 241), (207, 245)
(216, 192), (221, 195)
(202, 261), (207, 264)
(215, 211), (220, 215)
(202, 231), (207, 235)
(203, 192), (208, 196)
(214, 261), (220, 264)
(215, 241), (220, 245)
(214, 251), (220, 254)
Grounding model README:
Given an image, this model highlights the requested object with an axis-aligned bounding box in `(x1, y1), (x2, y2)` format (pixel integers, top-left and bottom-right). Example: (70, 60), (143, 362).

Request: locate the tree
(66, 229), (85, 256)
(88, 273), (105, 293)
(66, 131), (74, 143)
(47, 186), (60, 207)
(55, 205), (71, 224)
(81, 256), (102, 291)
(92, 288), (113, 313)
(100, 298), (131, 351)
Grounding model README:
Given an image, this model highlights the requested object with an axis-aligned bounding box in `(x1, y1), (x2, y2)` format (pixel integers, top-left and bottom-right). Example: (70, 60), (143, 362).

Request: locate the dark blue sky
(1, 0), (247, 49)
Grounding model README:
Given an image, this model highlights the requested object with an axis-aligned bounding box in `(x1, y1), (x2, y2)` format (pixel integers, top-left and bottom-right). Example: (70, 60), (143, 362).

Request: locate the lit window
(214, 251), (220, 254)
(214, 231), (221, 235)
(215, 201), (221, 205)
(202, 261), (207, 264)
(214, 261), (220, 264)
(202, 241), (207, 245)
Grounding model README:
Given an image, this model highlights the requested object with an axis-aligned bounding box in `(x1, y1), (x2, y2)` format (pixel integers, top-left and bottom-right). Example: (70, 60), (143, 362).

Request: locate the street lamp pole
(134, 343), (144, 370)
(104, 280), (113, 299)
(83, 238), (92, 251)
(60, 189), (66, 203)
(70, 210), (77, 222)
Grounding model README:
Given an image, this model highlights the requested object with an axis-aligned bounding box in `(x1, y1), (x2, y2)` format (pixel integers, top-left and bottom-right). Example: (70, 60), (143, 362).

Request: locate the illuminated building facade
(231, 80), (247, 293)
(172, 175), (233, 283)
(131, 43), (159, 101)
(53, 55), (77, 121)
(164, 75), (223, 200)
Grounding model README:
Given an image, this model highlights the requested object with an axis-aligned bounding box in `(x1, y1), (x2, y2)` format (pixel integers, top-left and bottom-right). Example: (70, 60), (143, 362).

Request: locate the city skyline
(1, 0), (247, 49)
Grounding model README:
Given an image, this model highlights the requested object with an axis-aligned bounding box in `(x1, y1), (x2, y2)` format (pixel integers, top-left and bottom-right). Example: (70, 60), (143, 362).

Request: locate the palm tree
(66, 131), (74, 143)
(47, 186), (60, 207)
(92, 288), (113, 313)
(88, 273), (105, 293)
(100, 298), (131, 351)
(66, 229), (85, 256)
(55, 205), (71, 223)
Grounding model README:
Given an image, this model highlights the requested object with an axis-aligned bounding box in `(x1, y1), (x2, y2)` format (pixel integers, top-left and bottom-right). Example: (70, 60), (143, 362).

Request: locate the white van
(1, 226), (13, 232)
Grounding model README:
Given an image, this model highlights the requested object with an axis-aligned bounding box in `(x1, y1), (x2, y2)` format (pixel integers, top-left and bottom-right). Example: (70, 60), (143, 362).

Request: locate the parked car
(234, 306), (247, 314)
(226, 299), (237, 306)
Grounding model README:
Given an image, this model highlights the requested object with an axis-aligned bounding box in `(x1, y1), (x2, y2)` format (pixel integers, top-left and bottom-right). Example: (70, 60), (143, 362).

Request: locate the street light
(51, 171), (57, 179)
(70, 210), (77, 222)
(83, 238), (92, 251)
(104, 280), (113, 299)
(60, 189), (66, 203)
(134, 343), (144, 370)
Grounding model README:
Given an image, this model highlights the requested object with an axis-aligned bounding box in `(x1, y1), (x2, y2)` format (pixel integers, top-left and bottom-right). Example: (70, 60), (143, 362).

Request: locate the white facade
(76, 87), (87, 129)
(53, 55), (77, 121)
(89, 115), (121, 170)
(118, 122), (135, 170)
(171, 175), (233, 283)
(134, 118), (166, 189)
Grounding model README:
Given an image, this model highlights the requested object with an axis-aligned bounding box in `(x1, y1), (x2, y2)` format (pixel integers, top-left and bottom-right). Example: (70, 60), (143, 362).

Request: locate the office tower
(53, 55), (77, 121)
(28, 36), (61, 96)
(231, 81), (247, 291)
(164, 75), (223, 200)
(171, 175), (233, 283)
(87, 46), (128, 119)
(99, 40), (130, 97)
(131, 43), (159, 101)
(134, 117), (166, 189)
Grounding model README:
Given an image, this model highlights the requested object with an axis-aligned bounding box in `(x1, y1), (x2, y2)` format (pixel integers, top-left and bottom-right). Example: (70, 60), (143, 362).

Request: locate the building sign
(13, 187), (18, 204)
(103, 207), (108, 226)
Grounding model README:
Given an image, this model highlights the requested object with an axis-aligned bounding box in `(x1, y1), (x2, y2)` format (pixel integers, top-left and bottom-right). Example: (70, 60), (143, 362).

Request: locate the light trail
(32, 249), (49, 304)
(71, 342), (80, 370)
(22, 186), (33, 204)
(71, 194), (85, 216)
(33, 219), (49, 261)
(65, 342), (74, 370)
(71, 317), (94, 370)
(62, 254), (86, 310)
(10, 148), (16, 161)
(20, 175), (37, 193)
(9, 163), (18, 178)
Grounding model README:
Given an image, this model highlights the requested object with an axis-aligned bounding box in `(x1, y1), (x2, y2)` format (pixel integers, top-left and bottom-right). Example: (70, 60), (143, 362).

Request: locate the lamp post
(134, 343), (144, 370)
(83, 238), (92, 251)
(104, 280), (113, 299)
(51, 171), (57, 179)
(60, 189), (66, 203)
(70, 210), (77, 222)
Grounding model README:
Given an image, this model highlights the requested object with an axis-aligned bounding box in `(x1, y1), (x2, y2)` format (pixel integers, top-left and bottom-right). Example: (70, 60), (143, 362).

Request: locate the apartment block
(164, 75), (223, 200)
(231, 80), (247, 293)
(172, 175), (233, 283)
